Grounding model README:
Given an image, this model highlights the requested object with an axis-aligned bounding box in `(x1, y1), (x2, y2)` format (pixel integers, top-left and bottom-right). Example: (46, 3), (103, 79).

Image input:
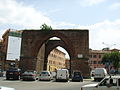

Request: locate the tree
(40, 23), (52, 30)
(110, 52), (120, 70)
(102, 53), (111, 64)
(102, 51), (120, 72)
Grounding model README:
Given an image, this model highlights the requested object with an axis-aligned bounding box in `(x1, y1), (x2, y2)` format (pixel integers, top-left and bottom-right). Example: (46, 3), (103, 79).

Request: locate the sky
(0, 0), (120, 51)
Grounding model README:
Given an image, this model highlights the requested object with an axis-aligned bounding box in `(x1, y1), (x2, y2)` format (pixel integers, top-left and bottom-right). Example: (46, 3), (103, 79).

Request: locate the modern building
(47, 48), (66, 71)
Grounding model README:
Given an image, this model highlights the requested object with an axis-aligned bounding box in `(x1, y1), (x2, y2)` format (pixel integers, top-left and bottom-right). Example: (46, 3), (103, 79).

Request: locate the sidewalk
(83, 77), (94, 81)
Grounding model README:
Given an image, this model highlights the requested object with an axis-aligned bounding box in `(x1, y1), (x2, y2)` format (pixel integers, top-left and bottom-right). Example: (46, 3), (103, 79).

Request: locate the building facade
(1, 29), (22, 70)
(1, 29), (67, 72)
(47, 48), (66, 71)
(89, 48), (119, 71)
(65, 59), (70, 70)
(0, 39), (5, 71)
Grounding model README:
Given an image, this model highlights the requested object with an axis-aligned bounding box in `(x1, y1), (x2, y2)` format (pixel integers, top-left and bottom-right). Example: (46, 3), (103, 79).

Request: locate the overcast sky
(0, 0), (120, 51)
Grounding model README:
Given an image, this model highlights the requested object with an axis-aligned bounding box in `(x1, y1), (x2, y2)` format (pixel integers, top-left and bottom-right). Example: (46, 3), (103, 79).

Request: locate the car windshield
(0, 69), (3, 72)
(24, 71), (34, 74)
(8, 67), (20, 71)
(41, 72), (49, 74)
(74, 72), (81, 76)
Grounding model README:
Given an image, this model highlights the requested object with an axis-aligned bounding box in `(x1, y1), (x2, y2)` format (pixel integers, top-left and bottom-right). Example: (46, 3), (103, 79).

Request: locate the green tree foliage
(102, 52), (120, 70)
(110, 52), (120, 69)
(102, 53), (111, 64)
(40, 23), (52, 30)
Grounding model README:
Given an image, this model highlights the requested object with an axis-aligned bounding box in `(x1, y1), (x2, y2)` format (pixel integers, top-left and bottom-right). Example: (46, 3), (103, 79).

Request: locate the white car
(0, 86), (15, 90)
(39, 71), (52, 81)
(81, 75), (120, 90)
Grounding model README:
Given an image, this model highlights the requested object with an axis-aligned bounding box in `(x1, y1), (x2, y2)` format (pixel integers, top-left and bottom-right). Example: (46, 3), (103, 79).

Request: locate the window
(99, 79), (109, 86)
(93, 61), (97, 64)
(99, 78), (117, 86)
(110, 78), (117, 86)
(89, 55), (92, 58)
(99, 55), (101, 58)
(93, 55), (97, 58)
(98, 61), (101, 64)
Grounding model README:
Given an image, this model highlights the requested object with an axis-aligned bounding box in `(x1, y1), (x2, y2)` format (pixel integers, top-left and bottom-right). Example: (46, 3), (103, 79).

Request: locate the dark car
(21, 70), (38, 81)
(0, 69), (3, 77)
(6, 67), (21, 80)
(72, 72), (83, 82)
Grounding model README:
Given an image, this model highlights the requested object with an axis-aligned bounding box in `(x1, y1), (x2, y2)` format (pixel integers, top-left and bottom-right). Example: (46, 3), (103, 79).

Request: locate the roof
(89, 50), (111, 54)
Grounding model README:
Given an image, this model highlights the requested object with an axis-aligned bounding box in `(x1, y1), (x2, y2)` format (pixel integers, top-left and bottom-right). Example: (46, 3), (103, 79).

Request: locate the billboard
(6, 32), (22, 61)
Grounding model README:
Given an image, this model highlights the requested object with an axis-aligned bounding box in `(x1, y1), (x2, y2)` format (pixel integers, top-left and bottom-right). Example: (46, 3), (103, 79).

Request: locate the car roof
(25, 70), (36, 72)
(105, 75), (120, 79)
(41, 70), (49, 72)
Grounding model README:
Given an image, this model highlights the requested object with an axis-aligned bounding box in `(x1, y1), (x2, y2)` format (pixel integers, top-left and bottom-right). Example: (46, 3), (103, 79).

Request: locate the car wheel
(16, 76), (20, 80)
(6, 77), (9, 80)
(22, 79), (25, 81)
(33, 78), (36, 81)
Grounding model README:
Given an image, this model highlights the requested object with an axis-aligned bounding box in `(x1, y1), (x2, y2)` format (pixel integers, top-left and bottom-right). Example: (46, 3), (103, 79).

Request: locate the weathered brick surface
(20, 29), (90, 77)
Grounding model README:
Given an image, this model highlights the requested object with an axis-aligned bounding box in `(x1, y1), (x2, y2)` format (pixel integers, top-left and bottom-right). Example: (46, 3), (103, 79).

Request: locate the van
(94, 68), (107, 81)
(56, 69), (69, 82)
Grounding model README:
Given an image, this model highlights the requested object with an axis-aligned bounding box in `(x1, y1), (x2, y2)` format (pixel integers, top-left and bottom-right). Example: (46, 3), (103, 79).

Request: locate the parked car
(56, 69), (69, 82)
(81, 75), (120, 90)
(72, 71), (83, 82)
(94, 68), (107, 81)
(90, 70), (95, 77)
(6, 67), (21, 80)
(50, 71), (56, 79)
(0, 86), (15, 90)
(39, 71), (52, 81)
(0, 69), (3, 77)
(21, 70), (38, 81)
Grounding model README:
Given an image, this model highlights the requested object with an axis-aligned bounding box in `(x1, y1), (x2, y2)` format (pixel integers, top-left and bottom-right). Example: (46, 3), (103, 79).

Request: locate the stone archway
(20, 29), (90, 77)
(44, 40), (72, 74)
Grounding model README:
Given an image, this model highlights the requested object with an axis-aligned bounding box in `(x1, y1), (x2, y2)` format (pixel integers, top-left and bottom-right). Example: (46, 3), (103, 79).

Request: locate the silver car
(21, 70), (38, 81)
(0, 86), (15, 90)
(39, 71), (52, 81)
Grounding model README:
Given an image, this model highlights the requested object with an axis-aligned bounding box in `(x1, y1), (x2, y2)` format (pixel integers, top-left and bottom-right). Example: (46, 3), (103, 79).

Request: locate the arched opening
(20, 30), (89, 78)
(57, 46), (70, 60)
(33, 31), (75, 58)
(36, 36), (71, 74)
(47, 46), (70, 72)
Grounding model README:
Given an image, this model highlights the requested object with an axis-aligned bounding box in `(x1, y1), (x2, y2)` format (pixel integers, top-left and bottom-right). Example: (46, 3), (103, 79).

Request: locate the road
(0, 77), (95, 90)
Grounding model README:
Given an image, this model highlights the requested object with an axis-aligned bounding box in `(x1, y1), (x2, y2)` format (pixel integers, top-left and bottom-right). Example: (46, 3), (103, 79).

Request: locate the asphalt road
(0, 77), (95, 90)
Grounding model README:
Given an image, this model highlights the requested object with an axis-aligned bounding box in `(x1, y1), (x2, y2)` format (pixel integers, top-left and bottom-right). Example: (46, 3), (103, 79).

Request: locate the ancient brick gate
(19, 29), (90, 77)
